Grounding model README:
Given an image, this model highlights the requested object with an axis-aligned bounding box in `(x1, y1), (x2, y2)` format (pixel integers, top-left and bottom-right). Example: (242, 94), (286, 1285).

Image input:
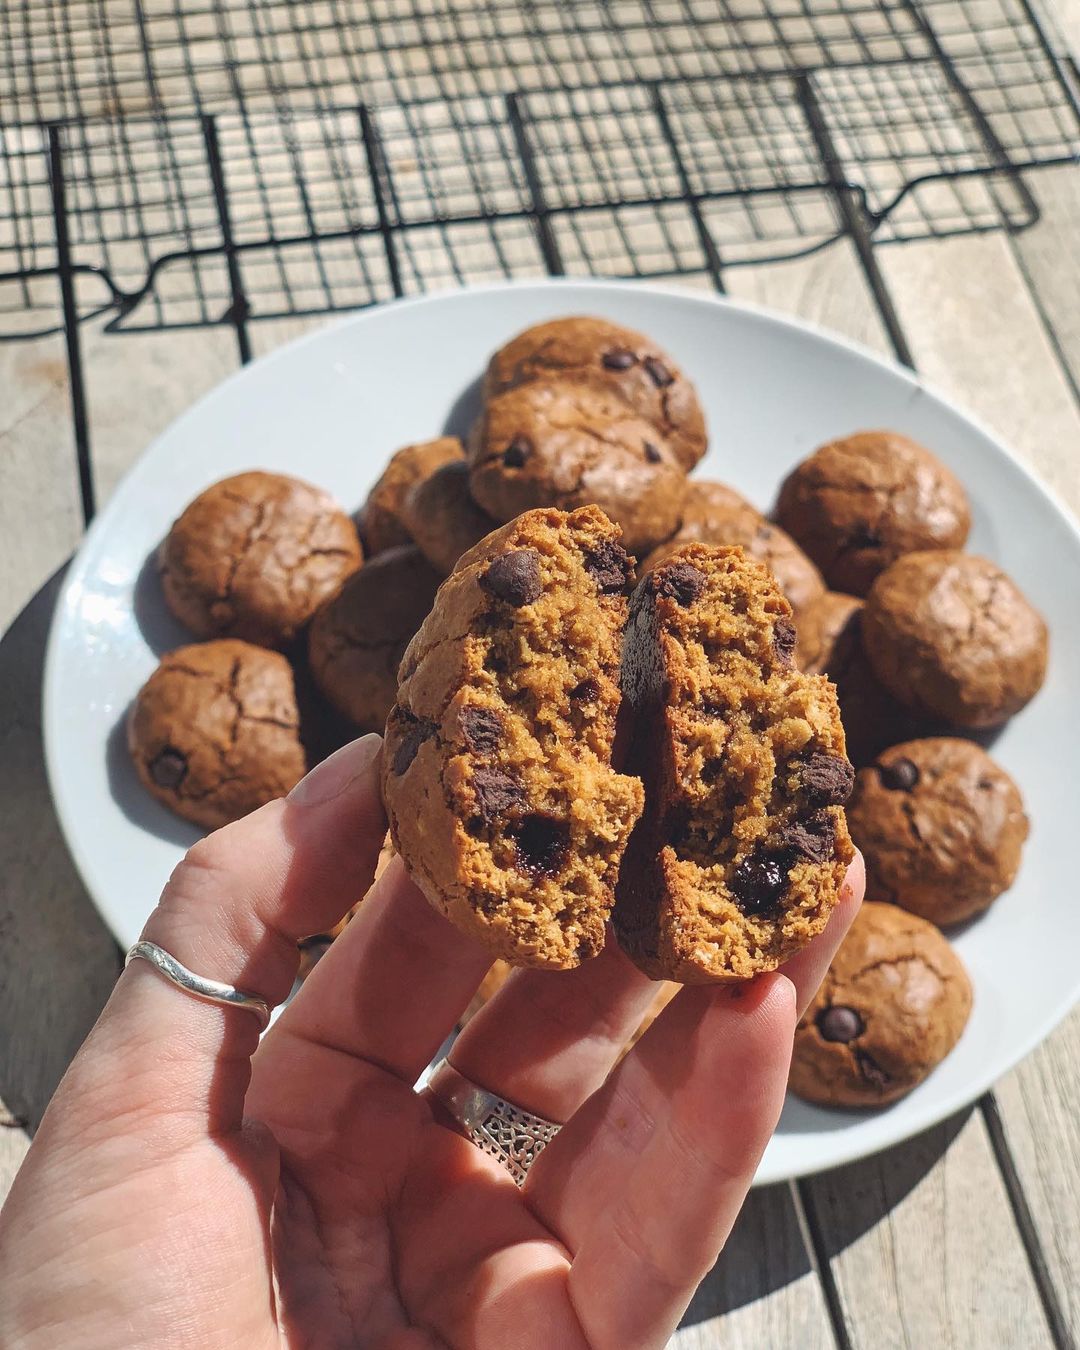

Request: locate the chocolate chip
(855, 1050), (891, 1088)
(481, 549), (542, 607)
(503, 436), (531, 467)
(772, 617), (797, 666)
(730, 848), (791, 917)
(570, 678), (600, 704)
(655, 562), (705, 606)
(643, 440), (662, 463)
(472, 767), (527, 820)
(817, 1005), (864, 1043)
(512, 813), (570, 878)
(644, 356), (673, 387)
(583, 541), (633, 595)
(149, 748), (187, 789)
(460, 707), (503, 754)
(779, 812), (836, 863)
(878, 756), (919, 791)
(392, 717), (436, 775)
(602, 348), (637, 370)
(799, 752), (855, 806)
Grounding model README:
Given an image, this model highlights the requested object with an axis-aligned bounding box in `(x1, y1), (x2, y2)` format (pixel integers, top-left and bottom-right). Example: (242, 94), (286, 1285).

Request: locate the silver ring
(125, 940), (272, 1031)
(428, 1058), (561, 1187)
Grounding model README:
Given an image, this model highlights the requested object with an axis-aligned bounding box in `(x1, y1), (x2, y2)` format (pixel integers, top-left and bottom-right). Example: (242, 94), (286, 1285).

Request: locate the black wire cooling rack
(1, 0), (1078, 345)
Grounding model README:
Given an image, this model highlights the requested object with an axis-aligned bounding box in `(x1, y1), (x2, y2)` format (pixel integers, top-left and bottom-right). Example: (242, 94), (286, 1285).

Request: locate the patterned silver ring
(427, 1058), (561, 1186)
(125, 940), (272, 1031)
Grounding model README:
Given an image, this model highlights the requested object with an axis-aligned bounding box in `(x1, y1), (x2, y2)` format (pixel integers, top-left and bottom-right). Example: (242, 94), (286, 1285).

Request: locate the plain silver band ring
(428, 1058), (561, 1187)
(125, 940), (272, 1032)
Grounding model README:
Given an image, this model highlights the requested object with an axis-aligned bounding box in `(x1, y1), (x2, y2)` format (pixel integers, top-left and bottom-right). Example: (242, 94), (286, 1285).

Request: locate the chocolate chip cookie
(484, 315), (707, 471)
(795, 590), (862, 675)
(160, 471), (362, 648)
(776, 431), (971, 595)
(614, 544), (854, 983)
(847, 738), (1028, 926)
(468, 378), (688, 556)
(359, 436), (464, 555)
(128, 639), (307, 829)
(862, 551), (1049, 727)
(383, 506), (645, 969)
(401, 459), (498, 575)
(643, 489), (825, 616)
(308, 545), (441, 733)
(790, 901), (972, 1107)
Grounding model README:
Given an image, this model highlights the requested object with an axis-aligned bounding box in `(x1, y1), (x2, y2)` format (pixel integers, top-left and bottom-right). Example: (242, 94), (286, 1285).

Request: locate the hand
(0, 735), (863, 1349)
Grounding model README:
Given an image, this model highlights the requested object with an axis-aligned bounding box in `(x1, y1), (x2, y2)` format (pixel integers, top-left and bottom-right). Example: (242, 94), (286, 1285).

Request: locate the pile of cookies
(126, 312), (1049, 1112)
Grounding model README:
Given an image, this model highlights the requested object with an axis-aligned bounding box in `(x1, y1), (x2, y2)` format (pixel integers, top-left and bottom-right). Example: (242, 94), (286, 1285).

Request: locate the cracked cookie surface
(848, 738), (1028, 927)
(128, 639), (306, 828)
(468, 377), (688, 556)
(862, 550), (1048, 727)
(382, 506), (644, 969)
(483, 315), (707, 471)
(359, 436), (464, 555)
(160, 471), (362, 647)
(401, 458), (498, 575)
(614, 543), (854, 983)
(776, 431), (971, 595)
(309, 545), (440, 734)
(643, 481), (825, 616)
(790, 901), (972, 1107)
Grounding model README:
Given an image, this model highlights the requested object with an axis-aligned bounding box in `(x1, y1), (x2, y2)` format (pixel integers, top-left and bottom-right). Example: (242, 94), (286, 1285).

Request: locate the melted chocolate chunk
(503, 436), (531, 467)
(779, 812), (836, 863)
(643, 356), (673, 387)
(472, 767), (527, 820)
(150, 748), (187, 790)
(730, 848), (791, 917)
(878, 756), (919, 791)
(570, 677), (600, 704)
(799, 751), (855, 806)
(654, 562), (705, 606)
(602, 348), (637, 370)
(855, 1050), (891, 1088)
(460, 707), (503, 754)
(481, 549), (542, 607)
(817, 1005), (864, 1043)
(584, 541), (633, 595)
(512, 813), (570, 878)
(643, 440), (662, 463)
(772, 617), (797, 667)
(392, 717), (437, 775)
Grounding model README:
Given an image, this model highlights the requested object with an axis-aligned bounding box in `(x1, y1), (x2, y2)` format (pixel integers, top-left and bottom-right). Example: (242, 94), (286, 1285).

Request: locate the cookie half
(614, 544), (854, 982)
(382, 506), (645, 969)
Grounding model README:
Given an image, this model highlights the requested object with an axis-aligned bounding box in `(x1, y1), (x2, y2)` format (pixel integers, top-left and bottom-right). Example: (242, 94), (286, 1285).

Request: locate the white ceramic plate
(44, 279), (1080, 1184)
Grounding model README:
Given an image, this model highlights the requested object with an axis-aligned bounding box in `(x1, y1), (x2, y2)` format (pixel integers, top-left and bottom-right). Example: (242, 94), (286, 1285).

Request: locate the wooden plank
(727, 238), (1060, 1347)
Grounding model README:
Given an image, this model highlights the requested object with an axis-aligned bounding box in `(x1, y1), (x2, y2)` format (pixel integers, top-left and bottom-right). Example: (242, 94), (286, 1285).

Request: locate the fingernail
(288, 734), (382, 807)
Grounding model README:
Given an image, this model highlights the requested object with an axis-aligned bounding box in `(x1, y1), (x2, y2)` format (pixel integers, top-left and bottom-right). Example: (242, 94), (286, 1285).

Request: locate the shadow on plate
(441, 373), (484, 443)
(133, 544), (189, 657)
(106, 711), (202, 850)
(0, 564), (121, 1131)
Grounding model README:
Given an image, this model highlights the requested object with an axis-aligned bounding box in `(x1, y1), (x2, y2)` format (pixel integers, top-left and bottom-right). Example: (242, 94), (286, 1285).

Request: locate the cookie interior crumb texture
(614, 543), (854, 983)
(382, 506), (645, 969)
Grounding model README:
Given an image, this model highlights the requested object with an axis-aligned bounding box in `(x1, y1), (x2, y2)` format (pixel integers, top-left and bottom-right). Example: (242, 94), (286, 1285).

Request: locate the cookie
(862, 551), (1048, 727)
(383, 506), (645, 969)
(401, 458), (498, 575)
(160, 471), (362, 648)
(484, 315), (707, 470)
(643, 489), (825, 616)
(614, 544), (855, 983)
(359, 436), (464, 555)
(789, 901), (972, 1107)
(795, 590), (862, 675)
(128, 639), (307, 829)
(847, 738), (1028, 926)
(776, 431), (971, 595)
(468, 377), (688, 556)
(308, 545), (441, 733)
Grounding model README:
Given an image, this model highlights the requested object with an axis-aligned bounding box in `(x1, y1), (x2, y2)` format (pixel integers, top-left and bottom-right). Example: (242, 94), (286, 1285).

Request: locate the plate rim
(42, 276), (1080, 1186)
